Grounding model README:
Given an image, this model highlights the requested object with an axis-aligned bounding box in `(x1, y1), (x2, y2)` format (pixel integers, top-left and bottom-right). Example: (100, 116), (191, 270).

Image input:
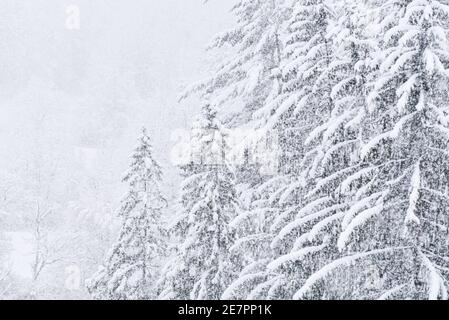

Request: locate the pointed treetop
(141, 126), (148, 138)
(198, 103), (219, 130)
(139, 126), (152, 147)
(122, 127), (163, 188)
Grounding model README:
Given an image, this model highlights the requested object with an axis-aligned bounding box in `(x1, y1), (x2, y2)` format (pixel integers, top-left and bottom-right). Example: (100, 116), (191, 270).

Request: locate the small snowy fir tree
(289, 0), (449, 300)
(159, 105), (239, 300)
(87, 128), (167, 300)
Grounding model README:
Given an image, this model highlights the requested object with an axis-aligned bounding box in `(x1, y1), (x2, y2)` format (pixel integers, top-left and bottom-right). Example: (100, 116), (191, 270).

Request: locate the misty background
(0, 0), (233, 298)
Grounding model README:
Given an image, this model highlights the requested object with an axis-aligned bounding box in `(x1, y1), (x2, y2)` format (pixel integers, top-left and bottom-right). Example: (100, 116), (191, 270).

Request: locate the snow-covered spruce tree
(226, 0), (338, 299)
(264, 0), (379, 299)
(225, 0), (345, 299)
(0, 232), (11, 298)
(87, 128), (167, 300)
(179, 0), (292, 300)
(293, 0), (449, 300)
(159, 105), (239, 300)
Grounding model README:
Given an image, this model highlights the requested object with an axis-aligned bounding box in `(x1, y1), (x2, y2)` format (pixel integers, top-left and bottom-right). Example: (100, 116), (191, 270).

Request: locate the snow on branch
(267, 243), (328, 271)
(405, 161), (421, 226)
(337, 203), (384, 251)
(293, 247), (409, 299)
(419, 250), (448, 300)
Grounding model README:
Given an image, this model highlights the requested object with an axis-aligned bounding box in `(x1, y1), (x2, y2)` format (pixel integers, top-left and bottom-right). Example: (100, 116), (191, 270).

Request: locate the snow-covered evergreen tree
(87, 128), (167, 300)
(0, 231), (11, 299)
(290, 0), (449, 300)
(159, 105), (239, 300)
(263, 0), (379, 299)
(180, 0), (292, 300)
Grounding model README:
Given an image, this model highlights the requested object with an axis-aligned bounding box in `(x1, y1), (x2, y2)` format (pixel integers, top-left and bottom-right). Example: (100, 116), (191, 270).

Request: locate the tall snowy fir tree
(226, 0), (342, 299)
(179, 0), (449, 301)
(224, 0), (361, 299)
(204, 0), (449, 300)
(312, 0), (449, 300)
(0, 231), (10, 298)
(180, 0), (292, 300)
(87, 128), (167, 300)
(262, 0), (379, 299)
(159, 105), (239, 300)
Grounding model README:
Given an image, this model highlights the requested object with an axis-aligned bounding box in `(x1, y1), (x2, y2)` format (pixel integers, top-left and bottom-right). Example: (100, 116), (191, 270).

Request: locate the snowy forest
(2, 0), (449, 300)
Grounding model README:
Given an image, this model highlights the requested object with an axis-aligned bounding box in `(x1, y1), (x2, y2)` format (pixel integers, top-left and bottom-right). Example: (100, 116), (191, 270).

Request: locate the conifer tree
(88, 128), (167, 300)
(222, 150), (282, 299)
(159, 105), (239, 300)
(294, 0), (449, 300)
(265, 0), (378, 299)
(184, 0), (293, 300)
(225, 0), (342, 299)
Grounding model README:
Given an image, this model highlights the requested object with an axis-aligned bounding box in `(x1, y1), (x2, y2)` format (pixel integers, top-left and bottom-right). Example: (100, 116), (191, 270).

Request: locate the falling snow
(2, 0), (449, 301)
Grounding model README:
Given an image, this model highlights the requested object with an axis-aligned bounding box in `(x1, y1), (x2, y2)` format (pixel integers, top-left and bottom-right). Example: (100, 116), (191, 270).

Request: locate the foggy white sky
(0, 0), (234, 279)
(0, 0), (234, 186)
